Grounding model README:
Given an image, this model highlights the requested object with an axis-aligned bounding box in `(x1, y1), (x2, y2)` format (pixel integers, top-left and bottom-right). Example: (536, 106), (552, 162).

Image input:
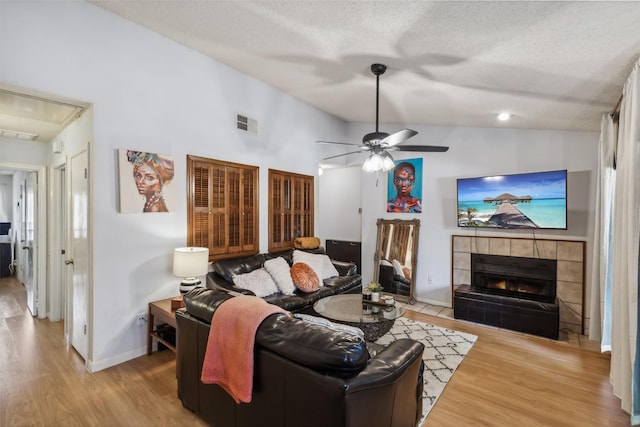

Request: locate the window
(268, 169), (314, 252)
(187, 155), (258, 261)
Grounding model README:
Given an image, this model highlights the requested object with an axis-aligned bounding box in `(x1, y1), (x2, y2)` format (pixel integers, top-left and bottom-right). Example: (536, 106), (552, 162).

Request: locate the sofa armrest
(332, 260), (357, 276)
(392, 273), (411, 285)
(345, 338), (424, 391)
(343, 338), (425, 427)
(206, 272), (255, 296)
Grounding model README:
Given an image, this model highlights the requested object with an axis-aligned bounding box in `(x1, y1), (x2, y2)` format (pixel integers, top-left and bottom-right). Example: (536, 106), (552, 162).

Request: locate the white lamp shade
(173, 247), (209, 278)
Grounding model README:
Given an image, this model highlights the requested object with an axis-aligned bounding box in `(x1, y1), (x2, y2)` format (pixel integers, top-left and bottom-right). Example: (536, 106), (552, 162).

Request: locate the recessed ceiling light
(497, 112), (513, 121)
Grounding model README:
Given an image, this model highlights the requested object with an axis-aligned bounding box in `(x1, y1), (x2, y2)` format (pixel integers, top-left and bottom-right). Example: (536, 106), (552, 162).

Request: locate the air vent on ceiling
(237, 114), (257, 134)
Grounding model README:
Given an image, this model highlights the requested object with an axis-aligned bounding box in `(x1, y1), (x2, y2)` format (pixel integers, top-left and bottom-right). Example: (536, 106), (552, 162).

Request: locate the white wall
(336, 123), (598, 307)
(318, 165), (362, 242)
(1, 1), (347, 370)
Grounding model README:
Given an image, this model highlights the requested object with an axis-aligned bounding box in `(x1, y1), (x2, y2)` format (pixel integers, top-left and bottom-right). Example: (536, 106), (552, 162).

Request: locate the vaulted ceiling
(89, 1), (640, 132)
(3, 1), (640, 146)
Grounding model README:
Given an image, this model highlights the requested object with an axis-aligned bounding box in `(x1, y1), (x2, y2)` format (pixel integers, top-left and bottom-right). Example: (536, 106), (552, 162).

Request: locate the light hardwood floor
(0, 277), (631, 426)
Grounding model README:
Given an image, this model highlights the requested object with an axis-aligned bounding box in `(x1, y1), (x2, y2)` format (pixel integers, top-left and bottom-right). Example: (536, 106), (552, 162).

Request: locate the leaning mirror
(373, 218), (420, 304)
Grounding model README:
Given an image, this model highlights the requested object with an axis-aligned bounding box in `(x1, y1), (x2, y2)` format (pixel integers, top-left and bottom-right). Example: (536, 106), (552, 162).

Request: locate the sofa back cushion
(213, 254), (265, 282)
(257, 313), (368, 374)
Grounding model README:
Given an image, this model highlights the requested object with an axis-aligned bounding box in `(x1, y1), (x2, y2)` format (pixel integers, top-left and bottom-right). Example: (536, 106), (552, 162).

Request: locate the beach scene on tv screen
(457, 170), (567, 229)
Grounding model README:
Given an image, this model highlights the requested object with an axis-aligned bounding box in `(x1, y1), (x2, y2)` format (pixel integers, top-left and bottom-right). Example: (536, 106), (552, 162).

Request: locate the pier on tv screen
(456, 170), (567, 229)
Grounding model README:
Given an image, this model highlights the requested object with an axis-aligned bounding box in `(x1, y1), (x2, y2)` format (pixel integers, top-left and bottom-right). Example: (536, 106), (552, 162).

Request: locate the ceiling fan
(317, 63), (449, 172)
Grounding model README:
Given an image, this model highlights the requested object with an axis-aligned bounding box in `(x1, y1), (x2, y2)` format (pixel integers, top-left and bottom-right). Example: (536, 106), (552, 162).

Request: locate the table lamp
(173, 247), (209, 294)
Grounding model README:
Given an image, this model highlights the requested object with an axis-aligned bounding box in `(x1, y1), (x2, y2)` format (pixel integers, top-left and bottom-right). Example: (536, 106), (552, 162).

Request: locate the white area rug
(375, 317), (477, 425)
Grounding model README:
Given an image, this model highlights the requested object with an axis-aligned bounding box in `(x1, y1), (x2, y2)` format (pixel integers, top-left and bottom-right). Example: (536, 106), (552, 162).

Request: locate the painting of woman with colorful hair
(119, 150), (175, 213)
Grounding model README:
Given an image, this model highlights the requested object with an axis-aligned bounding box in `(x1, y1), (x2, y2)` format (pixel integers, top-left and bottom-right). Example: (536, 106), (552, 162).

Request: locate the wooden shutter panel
(227, 167), (241, 252)
(242, 169), (257, 249)
(209, 164), (227, 255)
(192, 163), (210, 248)
(268, 169), (314, 251)
(188, 156), (258, 260)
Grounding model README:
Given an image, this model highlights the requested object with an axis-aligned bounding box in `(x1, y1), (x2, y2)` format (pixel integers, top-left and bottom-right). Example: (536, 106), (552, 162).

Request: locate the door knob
(65, 259), (74, 265)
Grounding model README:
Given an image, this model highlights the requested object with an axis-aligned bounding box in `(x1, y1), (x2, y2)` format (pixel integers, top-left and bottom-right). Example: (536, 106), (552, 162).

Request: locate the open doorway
(0, 85), (92, 362)
(0, 164), (47, 318)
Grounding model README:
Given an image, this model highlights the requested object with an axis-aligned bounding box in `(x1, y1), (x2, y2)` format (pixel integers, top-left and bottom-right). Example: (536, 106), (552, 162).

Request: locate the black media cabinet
(454, 284), (559, 340)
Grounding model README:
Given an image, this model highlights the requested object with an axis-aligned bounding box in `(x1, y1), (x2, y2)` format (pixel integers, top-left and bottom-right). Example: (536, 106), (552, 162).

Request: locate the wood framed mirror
(373, 218), (420, 304)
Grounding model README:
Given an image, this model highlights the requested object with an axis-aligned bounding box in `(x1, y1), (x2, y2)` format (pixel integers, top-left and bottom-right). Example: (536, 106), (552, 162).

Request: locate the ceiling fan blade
(316, 140), (361, 146)
(322, 150), (367, 160)
(380, 129), (418, 147)
(391, 145), (449, 152)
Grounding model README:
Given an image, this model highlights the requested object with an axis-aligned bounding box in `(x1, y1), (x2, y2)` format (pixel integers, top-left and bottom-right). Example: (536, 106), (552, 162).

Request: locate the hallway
(0, 277), (206, 426)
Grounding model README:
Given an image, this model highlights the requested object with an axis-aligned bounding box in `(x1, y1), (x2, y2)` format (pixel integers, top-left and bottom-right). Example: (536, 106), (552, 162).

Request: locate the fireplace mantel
(451, 235), (585, 336)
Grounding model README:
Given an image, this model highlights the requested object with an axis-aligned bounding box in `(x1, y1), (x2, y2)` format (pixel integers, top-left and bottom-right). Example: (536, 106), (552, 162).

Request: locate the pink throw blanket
(201, 295), (287, 403)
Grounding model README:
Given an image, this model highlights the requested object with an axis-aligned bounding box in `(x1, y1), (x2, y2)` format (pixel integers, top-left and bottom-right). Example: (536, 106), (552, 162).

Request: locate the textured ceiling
(88, 0), (640, 133)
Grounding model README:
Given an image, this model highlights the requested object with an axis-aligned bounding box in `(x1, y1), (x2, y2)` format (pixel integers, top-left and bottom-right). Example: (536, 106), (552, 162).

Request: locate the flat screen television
(456, 169), (567, 229)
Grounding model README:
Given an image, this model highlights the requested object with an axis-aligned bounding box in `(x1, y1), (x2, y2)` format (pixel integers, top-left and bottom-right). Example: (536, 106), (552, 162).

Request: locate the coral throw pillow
(290, 262), (320, 293)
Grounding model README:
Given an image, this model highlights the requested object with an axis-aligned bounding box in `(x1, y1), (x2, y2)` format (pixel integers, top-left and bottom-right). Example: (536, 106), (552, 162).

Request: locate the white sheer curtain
(588, 113), (616, 346)
(610, 59), (640, 424)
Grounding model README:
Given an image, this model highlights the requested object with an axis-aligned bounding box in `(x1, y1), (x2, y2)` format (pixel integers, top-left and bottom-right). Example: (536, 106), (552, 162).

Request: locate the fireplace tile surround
(452, 235), (586, 336)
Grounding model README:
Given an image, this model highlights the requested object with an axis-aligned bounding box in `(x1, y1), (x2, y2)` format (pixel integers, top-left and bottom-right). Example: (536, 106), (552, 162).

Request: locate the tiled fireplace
(452, 235), (586, 336)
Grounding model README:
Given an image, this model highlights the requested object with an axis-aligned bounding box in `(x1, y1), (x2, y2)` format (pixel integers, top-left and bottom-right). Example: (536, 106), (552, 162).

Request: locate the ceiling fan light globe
(362, 153), (384, 173)
(381, 152), (395, 171)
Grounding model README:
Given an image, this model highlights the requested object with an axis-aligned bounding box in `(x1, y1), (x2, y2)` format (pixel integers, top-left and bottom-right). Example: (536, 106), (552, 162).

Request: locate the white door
(68, 150), (89, 359)
(50, 163), (67, 322)
(21, 173), (37, 316)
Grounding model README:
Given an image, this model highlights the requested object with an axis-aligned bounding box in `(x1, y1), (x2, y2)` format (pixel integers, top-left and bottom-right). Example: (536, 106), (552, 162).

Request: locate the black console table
(326, 240), (361, 274)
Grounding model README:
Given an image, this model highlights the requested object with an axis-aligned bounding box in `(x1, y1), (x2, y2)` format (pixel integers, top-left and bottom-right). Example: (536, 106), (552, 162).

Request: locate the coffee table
(313, 294), (405, 341)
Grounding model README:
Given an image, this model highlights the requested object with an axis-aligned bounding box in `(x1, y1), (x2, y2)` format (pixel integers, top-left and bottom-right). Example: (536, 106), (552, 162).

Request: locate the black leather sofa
(176, 288), (426, 427)
(379, 264), (411, 296)
(207, 248), (362, 312)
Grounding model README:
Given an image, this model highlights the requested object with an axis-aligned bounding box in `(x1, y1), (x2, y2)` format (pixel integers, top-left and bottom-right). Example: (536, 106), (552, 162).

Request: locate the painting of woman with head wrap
(118, 149), (175, 213)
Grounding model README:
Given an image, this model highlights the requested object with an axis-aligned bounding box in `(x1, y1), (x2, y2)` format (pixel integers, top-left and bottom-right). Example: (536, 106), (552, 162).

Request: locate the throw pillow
(321, 255), (340, 279)
(232, 268), (279, 298)
(293, 313), (365, 340)
(264, 257), (296, 295)
(402, 266), (412, 280)
(392, 259), (405, 277)
(293, 236), (321, 249)
(292, 250), (338, 280)
(290, 262), (320, 293)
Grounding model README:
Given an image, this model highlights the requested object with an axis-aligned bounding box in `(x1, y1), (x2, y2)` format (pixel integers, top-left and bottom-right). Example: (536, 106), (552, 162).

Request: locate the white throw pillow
(232, 268), (279, 297)
(392, 259), (405, 277)
(292, 250), (339, 280)
(264, 257), (296, 295)
(321, 255), (340, 278)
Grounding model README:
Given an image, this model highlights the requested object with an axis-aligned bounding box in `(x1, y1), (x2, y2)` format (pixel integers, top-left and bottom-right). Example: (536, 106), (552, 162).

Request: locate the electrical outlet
(136, 313), (146, 326)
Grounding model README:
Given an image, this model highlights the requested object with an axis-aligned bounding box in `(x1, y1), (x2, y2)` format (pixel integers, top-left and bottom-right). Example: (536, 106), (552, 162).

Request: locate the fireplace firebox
(471, 254), (557, 303)
(454, 253), (559, 339)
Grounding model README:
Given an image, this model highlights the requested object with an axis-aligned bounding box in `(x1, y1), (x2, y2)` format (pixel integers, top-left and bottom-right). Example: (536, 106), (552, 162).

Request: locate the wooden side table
(147, 296), (183, 355)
